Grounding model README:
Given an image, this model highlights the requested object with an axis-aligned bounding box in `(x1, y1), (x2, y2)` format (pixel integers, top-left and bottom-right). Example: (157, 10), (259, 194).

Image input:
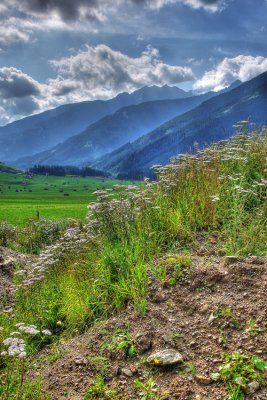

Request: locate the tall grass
(0, 125), (266, 395)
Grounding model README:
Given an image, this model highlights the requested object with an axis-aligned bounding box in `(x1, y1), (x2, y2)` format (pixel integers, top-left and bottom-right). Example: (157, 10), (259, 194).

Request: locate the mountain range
(0, 85), (190, 163)
(1, 74), (266, 178)
(93, 72), (267, 178)
(17, 91), (216, 167)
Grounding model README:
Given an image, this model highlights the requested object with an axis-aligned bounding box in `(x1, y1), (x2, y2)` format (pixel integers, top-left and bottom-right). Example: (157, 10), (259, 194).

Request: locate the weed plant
(0, 125), (267, 395)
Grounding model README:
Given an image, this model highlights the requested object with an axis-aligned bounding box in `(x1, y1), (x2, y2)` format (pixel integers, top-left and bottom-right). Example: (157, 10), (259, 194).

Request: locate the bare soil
(29, 243), (267, 399)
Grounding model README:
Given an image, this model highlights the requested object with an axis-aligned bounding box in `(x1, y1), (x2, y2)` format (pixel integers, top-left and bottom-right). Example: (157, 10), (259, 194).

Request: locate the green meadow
(0, 172), (129, 226)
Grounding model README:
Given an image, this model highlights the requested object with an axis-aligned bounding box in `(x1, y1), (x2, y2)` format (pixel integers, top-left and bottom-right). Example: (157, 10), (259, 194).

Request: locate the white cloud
(132, 0), (223, 12)
(0, 45), (195, 124)
(0, 0), (224, 46)
(0, 24), (30, 46)
(181, 0), (224, 11)
(194, 55), (267, 92)
(50, 44), (195, 98)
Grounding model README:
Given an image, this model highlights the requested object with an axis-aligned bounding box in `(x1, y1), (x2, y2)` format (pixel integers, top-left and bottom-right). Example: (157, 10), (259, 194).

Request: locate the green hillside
(94, 71), (267, 178)
(0, 162), (21, 174)
(0, 128), (266, 399)
(16, 92), (215, 168)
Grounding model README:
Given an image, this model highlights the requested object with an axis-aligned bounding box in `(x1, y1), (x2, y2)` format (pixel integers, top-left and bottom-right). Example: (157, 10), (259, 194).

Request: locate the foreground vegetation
(0, 124), (266, 398)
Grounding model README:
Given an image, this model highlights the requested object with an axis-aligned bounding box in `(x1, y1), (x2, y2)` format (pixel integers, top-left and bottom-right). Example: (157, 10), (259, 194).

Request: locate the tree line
(29, 165), (110, 178)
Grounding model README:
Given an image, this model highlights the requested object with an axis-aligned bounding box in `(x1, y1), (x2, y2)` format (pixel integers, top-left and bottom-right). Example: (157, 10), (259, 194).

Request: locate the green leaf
(128, 345), (137, 358)
(252, 357), (267, 371)
(117, 341), (129, 349)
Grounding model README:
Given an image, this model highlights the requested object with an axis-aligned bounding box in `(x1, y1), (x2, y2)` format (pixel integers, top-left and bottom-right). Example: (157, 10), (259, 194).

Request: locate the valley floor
(0, 173), (129, 226)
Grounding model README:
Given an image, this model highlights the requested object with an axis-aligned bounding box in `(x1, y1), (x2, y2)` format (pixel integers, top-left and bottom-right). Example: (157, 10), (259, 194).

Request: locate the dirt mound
(30, 253), (267, 399)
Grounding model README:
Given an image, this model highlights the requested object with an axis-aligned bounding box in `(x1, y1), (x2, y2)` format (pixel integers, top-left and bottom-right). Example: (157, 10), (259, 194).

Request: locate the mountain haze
(17, 92), (215, 167)
(0, 85), (190, 163)
(93, 72), (267, 177)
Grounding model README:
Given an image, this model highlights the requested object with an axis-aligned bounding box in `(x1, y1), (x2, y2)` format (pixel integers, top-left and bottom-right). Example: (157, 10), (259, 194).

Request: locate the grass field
(0, 172), (129, 226)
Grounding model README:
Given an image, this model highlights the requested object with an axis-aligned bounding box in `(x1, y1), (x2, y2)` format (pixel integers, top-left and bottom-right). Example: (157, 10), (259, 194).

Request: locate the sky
(0, 0), (267, 126)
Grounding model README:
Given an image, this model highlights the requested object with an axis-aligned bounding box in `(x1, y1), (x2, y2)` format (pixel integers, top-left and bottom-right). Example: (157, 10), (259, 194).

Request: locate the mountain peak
(115, 84), (191, 105)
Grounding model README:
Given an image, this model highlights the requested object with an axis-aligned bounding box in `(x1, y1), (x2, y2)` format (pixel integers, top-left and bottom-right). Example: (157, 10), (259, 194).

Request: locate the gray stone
(74, 357), (88, 366)
(208, 312), (216, 324)
(136, 334), (152, 354)
(121, 368), (133, 377)
(147, 349), (183, 366)
(151, 291), (166, 303)
(195, 375), (211, 385)
(244, 380), (260, 395)
(223, 256), (240, 266)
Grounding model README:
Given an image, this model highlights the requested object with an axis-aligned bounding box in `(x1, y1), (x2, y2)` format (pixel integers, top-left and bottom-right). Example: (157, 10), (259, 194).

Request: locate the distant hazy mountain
(0, 85), (190, 163)
(93, 72), (267, 177)
(17, 91), (215, 167)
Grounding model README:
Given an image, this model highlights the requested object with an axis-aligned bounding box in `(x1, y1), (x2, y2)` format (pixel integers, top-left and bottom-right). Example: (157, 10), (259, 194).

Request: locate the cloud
(133, 0), (223, 11)
(0, 0), (225, 46)
(6, 0), (223, 21)
(194, 55), (267, 92)
(0, 25), (30, 46)
(0, 67), (40, 98)
(2, 0), (224, 27)
(0, 67), (41, 124)
(50, 44), (195, 98)
(0, 45), (194, 125)
(5, 0), (121, 22)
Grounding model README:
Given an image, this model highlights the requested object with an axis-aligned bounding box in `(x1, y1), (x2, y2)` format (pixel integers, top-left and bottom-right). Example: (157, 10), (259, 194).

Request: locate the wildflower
(18, 352), (27, 359)
(19, 326), (40, 335)
(15, 323), (26, 328)
(210, 195), (220, 202)
(42, 329), (52, 336)
(2, 337), (26, 358)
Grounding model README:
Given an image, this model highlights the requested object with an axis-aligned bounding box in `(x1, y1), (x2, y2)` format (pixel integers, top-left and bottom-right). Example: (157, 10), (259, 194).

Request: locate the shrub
(17, 218), (66, 254)
(0, 222), (16, 247)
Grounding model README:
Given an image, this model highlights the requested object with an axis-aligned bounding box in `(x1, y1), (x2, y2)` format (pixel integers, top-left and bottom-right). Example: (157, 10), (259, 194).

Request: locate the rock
(121, 368), (133, 377)
(136, 334), (152, 354)
(223, 256), (240, 266)
(189, 341), (196, 347)
(151, 291), (166, 303)
(195, 375), (211, 385)
(129, 364), (138, 374)
(74, 357), (88, 366)
(147, 349), (183, 366)
(208, 312), (216, 324)
(210, 373), (220, 382)
(249, 256), (265, 265)
(244, 380), (260, 394)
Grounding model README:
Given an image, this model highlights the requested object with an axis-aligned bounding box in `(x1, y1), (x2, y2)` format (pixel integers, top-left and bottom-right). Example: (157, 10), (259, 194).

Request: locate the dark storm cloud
(5, 0), (224, 24)
(200, 0), (220, 4)
(13, 96), (40, 114)
(7, 0), (112, 21)
(0, 67), (41, 124)
(0, 67), (40, 98)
